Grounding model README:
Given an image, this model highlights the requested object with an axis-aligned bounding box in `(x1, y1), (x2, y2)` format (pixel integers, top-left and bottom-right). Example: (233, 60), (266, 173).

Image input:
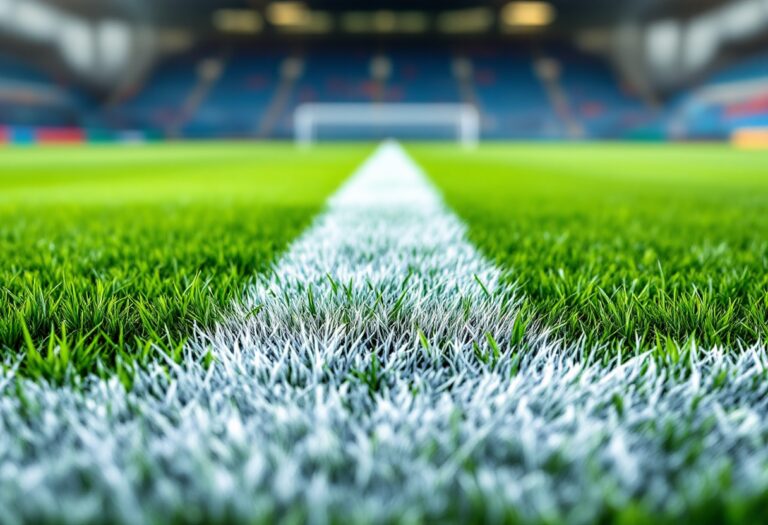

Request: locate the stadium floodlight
(501, 1), (556, 28)
(294, 103), (480, 147)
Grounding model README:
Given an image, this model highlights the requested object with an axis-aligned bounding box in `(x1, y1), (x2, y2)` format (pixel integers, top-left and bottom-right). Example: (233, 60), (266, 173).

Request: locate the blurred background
(0, 0), (767, 144)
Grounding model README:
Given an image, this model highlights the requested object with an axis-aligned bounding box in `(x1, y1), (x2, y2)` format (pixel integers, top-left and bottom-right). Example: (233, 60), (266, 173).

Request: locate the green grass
(0, 143), (370, 380)
(410, 143), (768, 351)
(5, 141), (767, 380)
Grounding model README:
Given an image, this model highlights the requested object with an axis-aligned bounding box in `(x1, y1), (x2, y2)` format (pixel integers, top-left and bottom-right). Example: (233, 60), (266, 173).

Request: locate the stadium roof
(51, 0), (735, 28)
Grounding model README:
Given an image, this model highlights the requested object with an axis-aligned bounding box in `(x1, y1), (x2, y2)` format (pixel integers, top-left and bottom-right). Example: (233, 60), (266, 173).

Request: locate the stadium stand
(469, 46), (560, 138)
(0, 53), (80, 128)
(104, 51), (204, 133)
(552, 47), (650, 138)
(709, 52), (768, 85)
(273, 48), (373, 138)
(6, 39), (767, 142)
(386, 47), (459, 103)
(671, 50), (768, 139)
(186, 51), (284, 138)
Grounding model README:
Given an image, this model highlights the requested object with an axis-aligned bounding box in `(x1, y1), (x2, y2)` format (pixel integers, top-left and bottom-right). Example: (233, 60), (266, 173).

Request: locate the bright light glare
(59, 16), (95, 71)
(265, 2), (332, 34)
(98, 20), (131, 71)
(501, 2), (555, 28)
(14, 0), (57, 40)
(0, 0), (14, 24)
(646, 19), (680, 71)
(266, 2), (308, 26)
(719, 0), (765, 38)
(684, 15), (719, 71)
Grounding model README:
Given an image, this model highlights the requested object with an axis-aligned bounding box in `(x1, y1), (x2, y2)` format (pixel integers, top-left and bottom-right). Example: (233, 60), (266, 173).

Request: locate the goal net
(294, 103), (480, 147)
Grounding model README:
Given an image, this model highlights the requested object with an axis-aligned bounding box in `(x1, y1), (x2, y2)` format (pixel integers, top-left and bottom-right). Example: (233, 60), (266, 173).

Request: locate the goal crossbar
(294, 103), (480, 147)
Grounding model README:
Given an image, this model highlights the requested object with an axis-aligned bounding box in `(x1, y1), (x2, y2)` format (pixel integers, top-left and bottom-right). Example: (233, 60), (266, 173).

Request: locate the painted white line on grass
(2, 142), (768, 524)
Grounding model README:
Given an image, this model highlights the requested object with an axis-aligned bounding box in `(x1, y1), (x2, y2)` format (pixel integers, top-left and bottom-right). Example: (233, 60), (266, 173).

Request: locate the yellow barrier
(732, 128), (768, 149)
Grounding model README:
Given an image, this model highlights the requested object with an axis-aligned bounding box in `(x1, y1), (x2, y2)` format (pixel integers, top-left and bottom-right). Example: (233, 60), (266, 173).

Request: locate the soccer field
(1, 142), (768, 524)
(411, 143), (768, 349)
(0, 144), (371, 379)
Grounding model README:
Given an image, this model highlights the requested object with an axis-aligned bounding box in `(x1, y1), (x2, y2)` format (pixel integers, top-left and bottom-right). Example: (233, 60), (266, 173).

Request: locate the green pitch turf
(0, 143), (371, 380)
(2, 142), (767, 381)
(410, 143), (768, 353)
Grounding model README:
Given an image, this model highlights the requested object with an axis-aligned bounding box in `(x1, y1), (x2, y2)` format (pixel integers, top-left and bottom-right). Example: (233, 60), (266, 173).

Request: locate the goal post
(294, 103), (480, 147)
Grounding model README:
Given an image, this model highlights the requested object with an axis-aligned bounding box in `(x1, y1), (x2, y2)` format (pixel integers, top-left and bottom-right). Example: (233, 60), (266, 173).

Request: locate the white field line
(2, 142), (768, 524)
